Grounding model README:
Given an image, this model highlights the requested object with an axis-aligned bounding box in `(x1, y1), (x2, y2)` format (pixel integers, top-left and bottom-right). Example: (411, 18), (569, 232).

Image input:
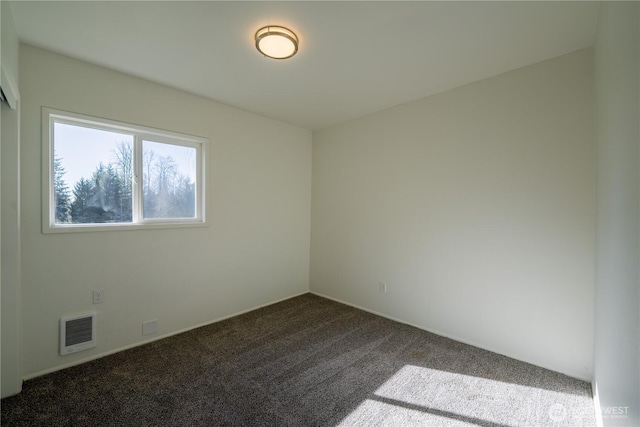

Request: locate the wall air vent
(60, 312), (97, 355)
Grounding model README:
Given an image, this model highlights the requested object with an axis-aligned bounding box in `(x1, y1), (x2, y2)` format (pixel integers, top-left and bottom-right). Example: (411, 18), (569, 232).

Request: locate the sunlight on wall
(338, 365), (595, 426)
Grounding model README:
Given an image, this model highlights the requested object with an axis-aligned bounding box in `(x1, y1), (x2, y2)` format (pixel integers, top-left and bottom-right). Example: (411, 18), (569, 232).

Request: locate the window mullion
(196, 143), (204, 221)
(133, 135), (143, 223)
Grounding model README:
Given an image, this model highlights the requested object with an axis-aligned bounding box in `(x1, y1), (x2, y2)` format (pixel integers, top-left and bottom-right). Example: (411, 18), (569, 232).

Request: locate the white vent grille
(60, 312), (96, 355)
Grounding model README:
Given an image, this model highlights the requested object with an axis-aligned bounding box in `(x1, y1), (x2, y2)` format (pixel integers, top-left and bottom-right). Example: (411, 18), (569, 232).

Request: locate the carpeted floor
(1, 293), (595, 426)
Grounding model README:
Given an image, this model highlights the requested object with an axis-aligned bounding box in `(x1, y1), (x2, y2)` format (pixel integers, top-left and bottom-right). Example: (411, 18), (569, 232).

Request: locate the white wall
(311, 49), (595, 380)
(593, 2), (640, 426)
(19, 45), (311, 378)
(1, 1), (19, 78)
(1, 0), (22, 398)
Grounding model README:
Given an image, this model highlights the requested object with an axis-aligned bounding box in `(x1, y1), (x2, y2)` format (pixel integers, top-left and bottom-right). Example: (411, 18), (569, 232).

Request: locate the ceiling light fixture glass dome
(255, 26), (298, 60)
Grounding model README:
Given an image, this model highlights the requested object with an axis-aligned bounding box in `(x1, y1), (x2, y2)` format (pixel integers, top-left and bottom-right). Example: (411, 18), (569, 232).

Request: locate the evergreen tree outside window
(54, 154), (73, 223)
(43, 109), (206, 233)
(53, 123), (134, 225)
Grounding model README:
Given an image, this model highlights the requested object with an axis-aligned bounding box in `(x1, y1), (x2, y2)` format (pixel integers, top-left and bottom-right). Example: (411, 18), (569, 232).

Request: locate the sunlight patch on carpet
(338, 365), (595, 426)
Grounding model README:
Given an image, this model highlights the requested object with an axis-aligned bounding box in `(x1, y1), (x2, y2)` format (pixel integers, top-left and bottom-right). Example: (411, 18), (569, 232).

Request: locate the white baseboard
(23, 291), (309, 381)
(592, 381), (604, 427)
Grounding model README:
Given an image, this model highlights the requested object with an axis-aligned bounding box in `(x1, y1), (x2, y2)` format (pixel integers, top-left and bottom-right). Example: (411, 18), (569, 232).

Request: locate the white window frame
(42, 108), (207, 233)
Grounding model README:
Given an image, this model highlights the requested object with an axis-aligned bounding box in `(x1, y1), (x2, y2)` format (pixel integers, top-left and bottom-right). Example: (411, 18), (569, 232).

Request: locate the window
(43, 108), (206, 233)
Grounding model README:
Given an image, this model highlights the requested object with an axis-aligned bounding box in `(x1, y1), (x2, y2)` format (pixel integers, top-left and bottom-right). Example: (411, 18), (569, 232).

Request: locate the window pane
(142, 140), (197, 219)
(53, 122), (133, 224)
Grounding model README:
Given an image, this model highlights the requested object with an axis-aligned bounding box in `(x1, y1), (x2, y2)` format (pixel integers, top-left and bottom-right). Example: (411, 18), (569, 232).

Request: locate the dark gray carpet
(1, 293), (595, 426)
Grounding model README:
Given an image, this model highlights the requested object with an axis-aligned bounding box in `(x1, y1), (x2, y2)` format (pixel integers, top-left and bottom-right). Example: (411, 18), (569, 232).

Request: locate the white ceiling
(10, 1), (599, 131)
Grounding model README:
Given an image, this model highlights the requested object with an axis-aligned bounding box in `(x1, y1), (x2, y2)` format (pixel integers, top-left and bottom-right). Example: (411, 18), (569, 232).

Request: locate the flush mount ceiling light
(255, 26), (298, 60)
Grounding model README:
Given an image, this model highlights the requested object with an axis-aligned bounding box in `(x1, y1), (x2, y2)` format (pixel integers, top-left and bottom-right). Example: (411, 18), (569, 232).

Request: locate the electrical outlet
(93, 289), (104, 304)
(379, 282), (388, 294)
(142, 319), (158, 336)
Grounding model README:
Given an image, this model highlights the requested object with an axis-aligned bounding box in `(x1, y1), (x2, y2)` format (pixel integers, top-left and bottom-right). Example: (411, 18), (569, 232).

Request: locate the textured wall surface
(19, 45), (312, 378)
(311, 49), (595, 381)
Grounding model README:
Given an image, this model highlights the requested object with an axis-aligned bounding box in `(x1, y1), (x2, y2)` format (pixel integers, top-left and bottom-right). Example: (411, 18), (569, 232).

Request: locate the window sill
(43, 220), (208, 234)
